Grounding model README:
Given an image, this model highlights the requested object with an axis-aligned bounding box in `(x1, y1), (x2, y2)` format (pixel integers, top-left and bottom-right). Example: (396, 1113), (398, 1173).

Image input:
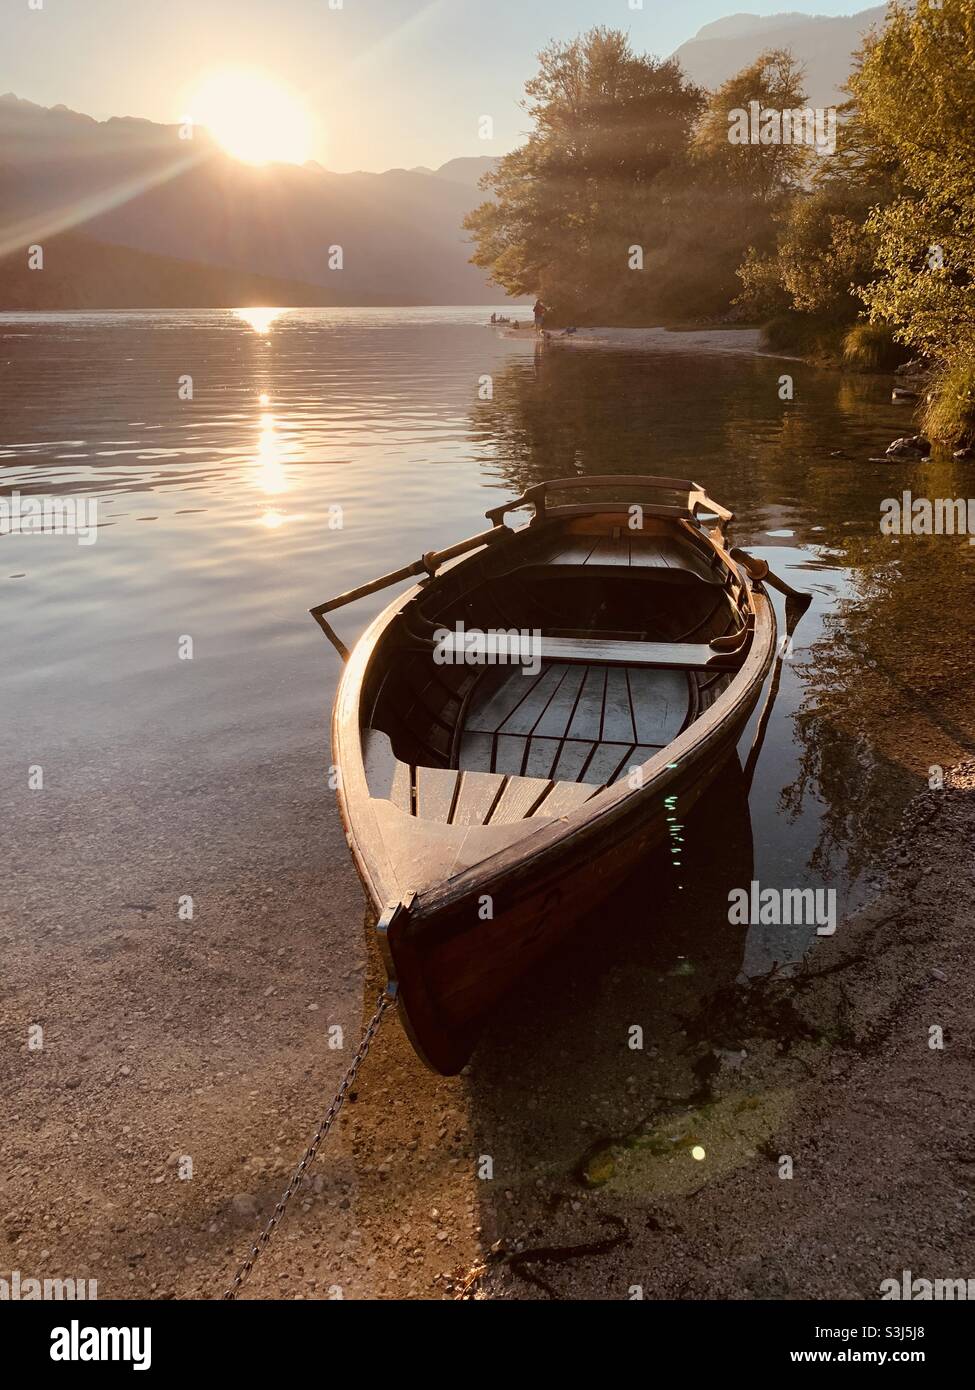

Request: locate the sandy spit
(542, 326), (800, 360)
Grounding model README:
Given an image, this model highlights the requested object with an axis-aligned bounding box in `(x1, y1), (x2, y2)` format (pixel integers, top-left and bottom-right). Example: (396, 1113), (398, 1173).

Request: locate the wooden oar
(310, 524), (512, 659)
(730, 546), (813, 615)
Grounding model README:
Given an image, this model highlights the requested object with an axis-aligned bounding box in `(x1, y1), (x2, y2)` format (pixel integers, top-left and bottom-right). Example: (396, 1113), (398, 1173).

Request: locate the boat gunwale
(330, 505), (775, 918)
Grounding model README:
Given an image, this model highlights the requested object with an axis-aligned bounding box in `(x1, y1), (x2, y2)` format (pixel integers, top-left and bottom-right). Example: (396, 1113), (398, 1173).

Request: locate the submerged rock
(886, 434), (931, 458)
(894, 358), (931, 379)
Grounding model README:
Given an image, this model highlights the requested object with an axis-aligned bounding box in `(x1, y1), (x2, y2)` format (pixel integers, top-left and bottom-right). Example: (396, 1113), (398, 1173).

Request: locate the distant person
(490, 313), (497, 324)
(533, 299), (546, 331)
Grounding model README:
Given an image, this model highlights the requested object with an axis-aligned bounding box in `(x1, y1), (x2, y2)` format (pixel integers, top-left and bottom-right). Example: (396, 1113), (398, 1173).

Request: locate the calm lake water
(3, 306), (974, 978)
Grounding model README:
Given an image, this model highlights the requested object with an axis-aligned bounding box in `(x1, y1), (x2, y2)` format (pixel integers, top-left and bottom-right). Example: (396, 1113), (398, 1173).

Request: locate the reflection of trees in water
(779, 708), (905, 883)
(473, 347), (897, 542)
(471, 348), (784, 505)
(779, 515), (975, 880)
(471, 349), (975, 882)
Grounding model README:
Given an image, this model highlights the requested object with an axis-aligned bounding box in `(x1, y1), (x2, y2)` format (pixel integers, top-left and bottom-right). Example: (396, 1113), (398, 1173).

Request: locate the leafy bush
(853, 0), (975, 362)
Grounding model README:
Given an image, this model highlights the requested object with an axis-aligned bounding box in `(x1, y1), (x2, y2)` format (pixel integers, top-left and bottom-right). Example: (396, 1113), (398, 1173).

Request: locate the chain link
(223, 987), (396, 1299)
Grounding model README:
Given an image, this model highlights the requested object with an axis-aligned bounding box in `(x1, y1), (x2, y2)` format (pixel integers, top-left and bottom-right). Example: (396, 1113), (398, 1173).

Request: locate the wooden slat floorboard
(464, 665), (545, 734)
(626, 667), (688, 746)
(496, 664), (568, 736)
(533, 663), (587, 738)
(603, 666), (636, 744)
(451, 770), (506, 826)
(414, 766), (459, 823)
(585, 742), (634, 788)
(488, 777), (553, 824)
(567, 665), (607, 741)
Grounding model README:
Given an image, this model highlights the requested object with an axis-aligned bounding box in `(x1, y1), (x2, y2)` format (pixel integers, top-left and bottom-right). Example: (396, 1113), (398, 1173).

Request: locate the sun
(190, 71), (313, 166)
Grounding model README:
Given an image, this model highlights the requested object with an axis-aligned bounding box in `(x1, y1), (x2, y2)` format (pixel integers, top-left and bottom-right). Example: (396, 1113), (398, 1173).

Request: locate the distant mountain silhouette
(0, 94), (500, 308)
(673, 6), (888, 107)
(431, 157), (498, 188)
(0, 231), (420, 309)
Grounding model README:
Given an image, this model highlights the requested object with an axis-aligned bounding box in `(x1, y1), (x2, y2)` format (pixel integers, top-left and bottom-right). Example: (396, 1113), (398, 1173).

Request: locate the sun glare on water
(235, 307), (285, 335)
(191, 71), (312, 166)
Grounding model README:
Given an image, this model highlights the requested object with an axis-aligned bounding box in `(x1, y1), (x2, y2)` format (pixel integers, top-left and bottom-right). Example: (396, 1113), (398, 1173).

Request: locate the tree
(693, 49), (811, 202)
(463, 28), (703, 320)
(853, 0), (975, 360)
(731, 22), (905, 335)
(736, 187), (880, 321)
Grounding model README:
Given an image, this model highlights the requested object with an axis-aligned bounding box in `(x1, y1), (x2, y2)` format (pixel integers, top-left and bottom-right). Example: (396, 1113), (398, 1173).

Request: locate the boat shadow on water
(461, 757), (757, 1182)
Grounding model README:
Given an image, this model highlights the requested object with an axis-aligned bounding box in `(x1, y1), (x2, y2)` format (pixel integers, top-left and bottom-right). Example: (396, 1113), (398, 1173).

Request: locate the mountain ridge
(0, 93), (499, 306)
(673, 5), (888, 106)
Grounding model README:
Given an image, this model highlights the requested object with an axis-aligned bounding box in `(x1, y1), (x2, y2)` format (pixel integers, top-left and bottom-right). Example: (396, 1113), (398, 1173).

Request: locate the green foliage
(761, 313), (839, 355)
(777, 192), (876, 318)
(465, 3), (975, 374)
(735, 247), (791, 321)
(853, 0), (975, 360)
(464, 28), (704, 320)
(732, 31), (901, 350)
(464, 28), (794, 324)
(736, 186), (879, 326)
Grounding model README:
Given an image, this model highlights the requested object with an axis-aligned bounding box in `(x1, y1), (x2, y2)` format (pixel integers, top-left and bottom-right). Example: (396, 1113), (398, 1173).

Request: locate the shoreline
(539, 324), (801, 360)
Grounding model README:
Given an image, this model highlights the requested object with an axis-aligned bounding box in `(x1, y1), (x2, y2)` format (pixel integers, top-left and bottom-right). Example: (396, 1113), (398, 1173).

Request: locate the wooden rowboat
(311, 476), (779, 1074)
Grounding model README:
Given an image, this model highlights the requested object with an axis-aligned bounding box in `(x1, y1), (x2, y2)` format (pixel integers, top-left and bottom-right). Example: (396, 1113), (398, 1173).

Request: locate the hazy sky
(3, 0), (873, 172)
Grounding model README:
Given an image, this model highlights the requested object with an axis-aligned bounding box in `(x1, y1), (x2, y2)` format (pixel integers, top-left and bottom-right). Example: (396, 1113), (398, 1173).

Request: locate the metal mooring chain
(223, 987), (397, 1299)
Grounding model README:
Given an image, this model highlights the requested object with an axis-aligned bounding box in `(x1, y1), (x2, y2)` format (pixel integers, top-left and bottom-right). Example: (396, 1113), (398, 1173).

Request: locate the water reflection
(254, 412), (288, 495)
(470, 756), (757, 1172)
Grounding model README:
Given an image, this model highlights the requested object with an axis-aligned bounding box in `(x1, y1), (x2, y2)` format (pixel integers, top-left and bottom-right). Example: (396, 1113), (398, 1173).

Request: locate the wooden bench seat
(430, 631), (744, 671)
